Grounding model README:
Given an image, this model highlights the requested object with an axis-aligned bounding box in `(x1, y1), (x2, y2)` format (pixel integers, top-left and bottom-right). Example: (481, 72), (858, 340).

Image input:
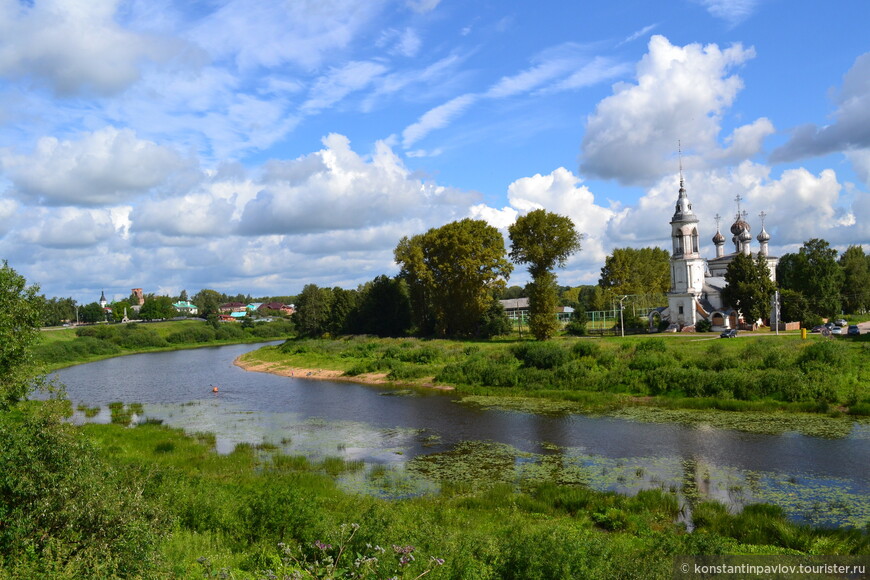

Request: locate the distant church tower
(667, 171), (706, 327)
(99, 290), (107, 309)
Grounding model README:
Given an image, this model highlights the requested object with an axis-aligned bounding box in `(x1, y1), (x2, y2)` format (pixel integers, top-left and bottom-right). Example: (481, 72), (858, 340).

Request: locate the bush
(571, 341), (600, 358)
(167, 325), (216, 344)
(511, 342), (569, 369)
(0, 407), (163, 577)
(695, 319), (713, 333)
(798, 340), (847, 370)
(216, 324), (246, 340)
(115, 326), (168, 349)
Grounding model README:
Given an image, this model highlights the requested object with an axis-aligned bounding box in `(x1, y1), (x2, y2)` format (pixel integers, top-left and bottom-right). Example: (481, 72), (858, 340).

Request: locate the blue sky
(0, 0), (868, 304)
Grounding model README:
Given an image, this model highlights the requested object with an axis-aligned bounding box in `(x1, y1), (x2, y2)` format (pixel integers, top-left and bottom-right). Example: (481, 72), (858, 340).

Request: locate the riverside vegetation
(5, 279), (868, 577)
(3, 414), (868, 578)
(240, 331), (870, 420)
(36, 319), (295, 370)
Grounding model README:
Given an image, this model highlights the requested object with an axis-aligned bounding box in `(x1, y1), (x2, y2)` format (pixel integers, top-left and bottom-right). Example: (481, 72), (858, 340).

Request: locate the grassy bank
(238, 332), (870, 421)
(36, 319), (294, 371)
(6, 416), (864, 578)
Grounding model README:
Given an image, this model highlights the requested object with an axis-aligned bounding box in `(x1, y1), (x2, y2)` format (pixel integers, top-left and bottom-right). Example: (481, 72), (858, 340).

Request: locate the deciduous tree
(777, 238), (844, 317)
(722, 253), (775, 323)
(295, 284), (334, 337)
(508, 209), (582, 340)
(598, 247), (670, 296)
(839, 245), (870, 314)
(0, 262), (43, 407)
(396, 219), (512, 337)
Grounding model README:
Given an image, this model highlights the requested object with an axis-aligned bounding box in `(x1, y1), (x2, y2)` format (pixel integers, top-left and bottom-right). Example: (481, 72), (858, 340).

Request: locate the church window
(692, 228), (699, 253)
(678, 305), (684, 314)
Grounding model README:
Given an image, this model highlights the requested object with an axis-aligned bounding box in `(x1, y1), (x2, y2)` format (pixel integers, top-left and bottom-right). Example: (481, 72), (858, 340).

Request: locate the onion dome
(730, 218), (750, 235)
(738, 228), (752, 243)
(712, 230), (725, 244)
(757, 226), (770, 243)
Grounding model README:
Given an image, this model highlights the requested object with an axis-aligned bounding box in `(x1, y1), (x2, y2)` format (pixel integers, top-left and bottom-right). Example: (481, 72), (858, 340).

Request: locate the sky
(1, 0), (869, 305)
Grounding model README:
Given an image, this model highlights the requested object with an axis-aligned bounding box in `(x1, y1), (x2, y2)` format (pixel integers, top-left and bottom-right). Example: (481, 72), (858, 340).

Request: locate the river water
(52, 342), (870, 528)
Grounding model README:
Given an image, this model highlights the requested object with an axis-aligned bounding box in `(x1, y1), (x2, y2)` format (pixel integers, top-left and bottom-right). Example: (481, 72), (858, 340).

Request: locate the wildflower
(431, 557), (445, 566)
(314, 540), (332, 551)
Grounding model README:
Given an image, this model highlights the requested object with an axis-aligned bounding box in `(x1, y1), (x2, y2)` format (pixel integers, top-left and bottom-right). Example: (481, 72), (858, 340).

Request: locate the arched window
(673, 234), (682, 256)
(691, 228), (699, 253)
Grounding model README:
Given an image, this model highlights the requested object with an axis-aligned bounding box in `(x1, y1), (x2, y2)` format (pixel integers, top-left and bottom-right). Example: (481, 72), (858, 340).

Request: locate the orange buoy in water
(212, 386), (219, 393)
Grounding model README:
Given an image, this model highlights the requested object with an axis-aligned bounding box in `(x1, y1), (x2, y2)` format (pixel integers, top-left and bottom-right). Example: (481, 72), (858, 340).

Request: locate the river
(52, 342), (870, 528)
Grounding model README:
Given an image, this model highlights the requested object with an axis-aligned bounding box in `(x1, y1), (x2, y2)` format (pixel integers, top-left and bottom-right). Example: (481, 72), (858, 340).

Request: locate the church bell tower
(667, 172), (705, 326)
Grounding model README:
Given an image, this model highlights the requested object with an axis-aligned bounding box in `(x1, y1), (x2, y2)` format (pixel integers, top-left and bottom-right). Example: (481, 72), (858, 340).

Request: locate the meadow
(3, 411), (866, 579)
(239, 331), (870, 419)
(36, 319), (295, 371)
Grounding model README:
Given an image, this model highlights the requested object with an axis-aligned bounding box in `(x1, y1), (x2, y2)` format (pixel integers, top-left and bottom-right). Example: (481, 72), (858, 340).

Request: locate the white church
(657, 175), (778, 331)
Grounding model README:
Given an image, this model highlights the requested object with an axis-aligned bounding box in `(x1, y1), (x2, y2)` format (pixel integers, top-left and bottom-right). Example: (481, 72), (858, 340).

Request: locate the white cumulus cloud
(580, 35), (762, 185)
(1, 126), (189, 206)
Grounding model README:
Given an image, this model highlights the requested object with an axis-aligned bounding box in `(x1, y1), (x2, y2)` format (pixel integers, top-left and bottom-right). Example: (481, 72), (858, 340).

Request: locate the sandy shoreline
(233, 355), (454, 390)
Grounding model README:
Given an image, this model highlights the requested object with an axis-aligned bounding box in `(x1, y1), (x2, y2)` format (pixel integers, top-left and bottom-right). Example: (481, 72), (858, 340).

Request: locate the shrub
(167, 326), (216, 344)
(695, 319), (713, 332)
(115, 327), (168, 349)
(0, 407), (163, 577)
(511, 342), (569, 369)
(216, 324), (246, 340)
(635, 338), (668, 353)
(798, 340), (847, 370)
(571, 341), (600, 358)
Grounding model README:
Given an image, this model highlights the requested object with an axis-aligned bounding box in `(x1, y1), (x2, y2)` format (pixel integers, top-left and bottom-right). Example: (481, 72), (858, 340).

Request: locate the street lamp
(618, 295), (628, 338)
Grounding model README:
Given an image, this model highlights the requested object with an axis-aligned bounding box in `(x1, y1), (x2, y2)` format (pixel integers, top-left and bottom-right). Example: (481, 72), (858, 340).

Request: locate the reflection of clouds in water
(140, 401), (421, 459)
(548, 450), (869, 529)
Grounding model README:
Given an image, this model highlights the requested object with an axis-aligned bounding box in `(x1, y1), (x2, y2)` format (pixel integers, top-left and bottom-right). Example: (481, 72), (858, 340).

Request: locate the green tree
(478, 294), (512, 338)
(0, 262), (43, 408)
(111, 300), (133, 322)
(40, 296), (77, 327)
(295, 284), (334, 337)
(139, 295), (176, 320)
(721, 253), (775, 323)
(192, 288), (224, 319)
(353, 276), (412, 337)
(500, 285), (526, 299)
(79, 301), (107, 323)
(778, 288), (811, 325)
(395, 219), (513, 337)
(327, 287), (358, 335)
(777, 239), (844, 317)
(508, 209), (582, 340)
(598, 247), (670, 295)
(839, 245), (870, 314)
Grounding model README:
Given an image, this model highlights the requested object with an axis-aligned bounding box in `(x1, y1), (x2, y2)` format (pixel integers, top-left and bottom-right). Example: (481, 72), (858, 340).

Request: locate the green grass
(239, 332), (870, 420)
(36, 319), (294, 371)
(75, 421), (868, 578)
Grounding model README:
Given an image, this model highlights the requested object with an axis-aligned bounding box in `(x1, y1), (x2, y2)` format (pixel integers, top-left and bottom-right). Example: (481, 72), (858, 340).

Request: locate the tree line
(39, 289), (298, 326)
(297, 212), (583, 340)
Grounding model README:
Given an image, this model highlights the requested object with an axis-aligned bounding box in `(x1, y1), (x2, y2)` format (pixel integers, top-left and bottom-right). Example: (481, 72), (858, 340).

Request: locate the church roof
(703, 277), (727, 293)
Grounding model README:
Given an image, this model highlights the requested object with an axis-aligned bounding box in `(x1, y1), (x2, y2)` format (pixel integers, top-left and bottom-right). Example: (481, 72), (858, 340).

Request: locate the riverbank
(36, 318), (293, 371)
(235, 333), (870, 424)
(69, 419), (870, 577)
(234, 356), (455, 389)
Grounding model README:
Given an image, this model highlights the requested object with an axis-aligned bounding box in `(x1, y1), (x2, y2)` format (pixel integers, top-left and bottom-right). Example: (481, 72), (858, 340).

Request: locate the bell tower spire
(667, 143), (706, 327)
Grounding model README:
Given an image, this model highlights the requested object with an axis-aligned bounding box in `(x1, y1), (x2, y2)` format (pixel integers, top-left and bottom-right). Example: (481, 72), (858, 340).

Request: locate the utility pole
(774, 290), (780, 336)
(619, 295), (628, 338)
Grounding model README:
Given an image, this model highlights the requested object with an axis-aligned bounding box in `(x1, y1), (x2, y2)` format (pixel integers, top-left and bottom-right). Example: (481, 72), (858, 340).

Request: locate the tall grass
(61, 421), (870, 578)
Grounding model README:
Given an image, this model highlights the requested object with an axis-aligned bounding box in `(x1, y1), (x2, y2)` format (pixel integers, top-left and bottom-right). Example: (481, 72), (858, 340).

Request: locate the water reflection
(53, 343), (870, 528)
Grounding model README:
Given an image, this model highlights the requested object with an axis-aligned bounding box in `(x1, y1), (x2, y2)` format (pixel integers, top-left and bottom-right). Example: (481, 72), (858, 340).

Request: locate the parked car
(720, 329), (738, 338)
(848, 325), (860, 336)
(834, 318), (847, 327)
(831, 325), (843, 335)
(810, 325), (824, 333)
